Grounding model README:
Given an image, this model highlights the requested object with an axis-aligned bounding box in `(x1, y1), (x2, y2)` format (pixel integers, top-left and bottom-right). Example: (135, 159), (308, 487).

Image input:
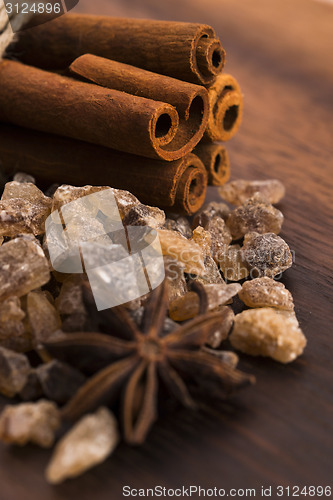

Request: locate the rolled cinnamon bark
(0, 60), (207, 161)
(194, 143), (230, 186)
(203, 74), (243, 142)
(8, 14), (225, 85)
(70, 54), (209, 157)
(0, 124), (207, 215)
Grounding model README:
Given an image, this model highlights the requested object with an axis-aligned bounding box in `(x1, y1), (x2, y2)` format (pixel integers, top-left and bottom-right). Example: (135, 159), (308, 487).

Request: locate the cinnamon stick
(69, 54), (209, 156)
(0, 124), (207, 215)
(0, 60), (207, 161)
(8, 14), (225, 85)
(203, 74), (243, 142)
(194, 143), (230, 186)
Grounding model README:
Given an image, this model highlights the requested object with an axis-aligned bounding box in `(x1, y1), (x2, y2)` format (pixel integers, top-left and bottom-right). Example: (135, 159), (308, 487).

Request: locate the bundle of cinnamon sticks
(0, 14), (243, 214)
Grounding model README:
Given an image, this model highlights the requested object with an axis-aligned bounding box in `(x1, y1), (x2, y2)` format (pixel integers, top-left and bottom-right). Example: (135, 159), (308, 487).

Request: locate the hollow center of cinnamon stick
(223, 105), (239, 131)
(212, 49), (222, 68)
(188, 95), (205, 123)
(155, 113), (173, 138)
(188, 176), (205, 206)
(214, 154), (222, 173)
(159, 94), (205, 153)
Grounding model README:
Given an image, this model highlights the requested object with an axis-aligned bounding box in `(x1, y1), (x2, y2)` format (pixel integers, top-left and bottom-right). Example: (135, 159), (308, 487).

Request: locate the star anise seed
(44, 279), (254, 445)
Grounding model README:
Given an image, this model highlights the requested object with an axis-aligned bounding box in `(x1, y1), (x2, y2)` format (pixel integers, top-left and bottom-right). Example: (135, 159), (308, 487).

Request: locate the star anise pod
(44, 279), (254, 445)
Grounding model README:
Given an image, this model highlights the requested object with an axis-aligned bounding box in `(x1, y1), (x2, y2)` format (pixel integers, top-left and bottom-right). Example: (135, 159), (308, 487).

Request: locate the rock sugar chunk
(226, 193), (284, 240)
(164, 256), (187, 303)
(203, 282), (241, 308)
(190, 226), (224, 284)
(192, 201), (230, 228)
(0, 182), (52, 236)
(61, 210), (111, 246)
(122, 203), (165, 229)
(54, 275), (88, 332)
(169, 291), (199, 321)
(2, 181), (51, 207)
(242, 232), (293, 278)
(0, 297), (28, 352)
(55, 274), (86, 315)
(36, 360), (86, 405)
(163, 215), (192, 238)
(46, 407), (119, 484)
(239, 277), (294, 310)
(27, 291), (61, 344)
(169, 283), (240, 321)
(230, 308), (306, 363)
(19, 370), (44, 401)
(157, 229), (205, 276)
(219, 244), (249, 281)
(199, 216), (232, 263)
(0, 297), (25, 326)
(0, 237), (50, 301)
(0, 198), (47, 237)
(219, 179), (285, 206)
(0, 347), (30, 397)
(207, 306), (235, 348)
(52, 184), (140, 219)
(0, 400), (60, 447)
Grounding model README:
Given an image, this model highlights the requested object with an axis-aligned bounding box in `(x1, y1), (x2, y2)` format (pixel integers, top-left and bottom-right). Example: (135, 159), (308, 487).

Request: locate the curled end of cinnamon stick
(172, 154), (208, 215)
(192, 26), (226, 86)
(204, 74), (243, 142)
(155, 87), (209, 161)
(194, 143), (230, 186)
(150, 106), (179, 148)
(196, 38), (226, 81)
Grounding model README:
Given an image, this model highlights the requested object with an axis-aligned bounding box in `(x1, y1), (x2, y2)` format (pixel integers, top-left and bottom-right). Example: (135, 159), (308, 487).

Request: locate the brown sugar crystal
(169, 283), (240, 321)
(26, 291), (62, 344)
(0, 181), (52, 237)
(0, 400), (60, 447)
(121, 203), (165, 229)
(2, 181), (51, 208)
(157, 229), (206, 275)
(36, 360), (86, 405)
(51, 184), (140, 219)
(219, 244), (249, 281)
(192, 201), (230, 228)
(0, 297), (26, 348)
(199, 216), (232, 263)
(0, 237), (50, 301)
(0, 347), (30, 398)
(163, 215), (193, 239)
(190, 226), (225, 284)
(164, 256), (188, 303)
(230, 308), (306, 363)
(46, 407), (119, 484)
(219, 179), (285, 206)
(239, 277), (294, 310)
(226, 193), (284, 240)
(242, 232), (293, 278)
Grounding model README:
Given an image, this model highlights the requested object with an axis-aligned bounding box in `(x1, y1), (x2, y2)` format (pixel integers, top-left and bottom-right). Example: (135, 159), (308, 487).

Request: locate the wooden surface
(1, 0), (333, 497)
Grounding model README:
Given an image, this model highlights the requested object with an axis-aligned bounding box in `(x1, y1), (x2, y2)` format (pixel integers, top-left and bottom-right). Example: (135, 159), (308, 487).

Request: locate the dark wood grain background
(1, 0), (332, 498)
